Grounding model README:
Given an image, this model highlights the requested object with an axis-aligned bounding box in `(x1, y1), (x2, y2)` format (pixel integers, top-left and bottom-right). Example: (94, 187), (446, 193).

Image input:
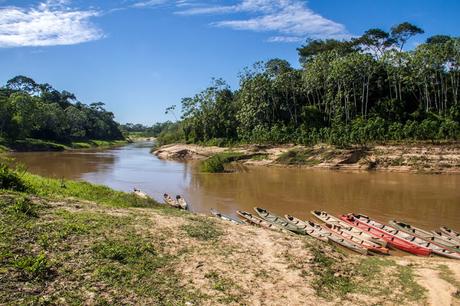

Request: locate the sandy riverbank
(2, 191), (460, 305)
(153, 143), (460, 174)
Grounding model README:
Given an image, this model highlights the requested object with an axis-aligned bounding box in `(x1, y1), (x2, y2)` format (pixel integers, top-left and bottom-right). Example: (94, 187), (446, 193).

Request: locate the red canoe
(340, 214), (431, 256)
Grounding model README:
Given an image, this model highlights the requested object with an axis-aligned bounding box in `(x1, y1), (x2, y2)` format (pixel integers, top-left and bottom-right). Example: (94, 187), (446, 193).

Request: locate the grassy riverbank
(0, 137), (127, 152)
(1, 164), (460, 304)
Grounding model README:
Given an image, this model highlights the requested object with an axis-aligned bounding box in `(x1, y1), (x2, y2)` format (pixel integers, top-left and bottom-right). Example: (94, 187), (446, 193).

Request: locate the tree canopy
(0, 76), (123, 142)
(155, 22), (460, 146)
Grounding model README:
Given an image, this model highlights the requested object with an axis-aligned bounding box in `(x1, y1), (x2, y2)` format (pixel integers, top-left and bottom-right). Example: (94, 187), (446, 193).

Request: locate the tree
(426, 35), (452, 45)
(357, 28), (395, 58)
(391, 22), (424, 51)
(297, 39), (357, 65)
(6, 76), (39, 95)
(265, 59), (292, 78)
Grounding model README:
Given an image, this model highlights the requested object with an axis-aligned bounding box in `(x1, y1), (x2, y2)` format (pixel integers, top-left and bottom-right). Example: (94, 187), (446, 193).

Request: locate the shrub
(13, 252), (52, 279)
(10, 196), (38, 217)
(199, 152), (244, 173)
(0, 163), (27, 191)
(200, 155), (225, 173)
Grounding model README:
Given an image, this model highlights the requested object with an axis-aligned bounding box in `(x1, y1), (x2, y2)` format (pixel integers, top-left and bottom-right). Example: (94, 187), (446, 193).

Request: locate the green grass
(277, 148), (321, 166)
(438, 264), (460, 299)
(0, 193), (204, 305)
(310, 247), (355, 298)
(306, 242), (426, 302)
(181, 217), (223, 241)
(397, 265), (426, 301)
(204, 270), (243, 303)
(21, 172), (158, 209)
(0, 138), (127, 152)
(199, 152), (245, 173)
(11, 138), (68, 151)
(250, 153), (269, 161)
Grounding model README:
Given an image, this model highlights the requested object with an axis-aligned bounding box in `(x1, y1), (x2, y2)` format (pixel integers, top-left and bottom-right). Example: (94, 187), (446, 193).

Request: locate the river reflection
(9, 142), (460, 230)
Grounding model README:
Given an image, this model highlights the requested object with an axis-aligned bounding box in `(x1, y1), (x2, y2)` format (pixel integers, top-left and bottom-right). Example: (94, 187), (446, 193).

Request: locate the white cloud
(177, 0), (349, 42)
(266, 36), (304, 43)
(132, 0), (169, 8)
(0, 1), (104, 48)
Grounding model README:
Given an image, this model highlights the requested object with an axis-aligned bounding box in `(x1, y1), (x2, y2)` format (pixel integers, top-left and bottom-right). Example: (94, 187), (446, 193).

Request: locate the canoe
(323, 223), (390, 255)
(389, 220), (460, 252)
(254, 208), (306, 235)
(285, 215), (369, 255)
(431, 230), (460, 244)
(439, 227), (460, 243)
(340, 214), (431, 256)
(163, 193), (180, 208)
(311, 210), (388, 247)
(237, 210), (285, 232)
(133, 188), (149, 199)
(176, 195), (188, 210)
(284, 215), (329, 242)
(210, 209), (244, 224)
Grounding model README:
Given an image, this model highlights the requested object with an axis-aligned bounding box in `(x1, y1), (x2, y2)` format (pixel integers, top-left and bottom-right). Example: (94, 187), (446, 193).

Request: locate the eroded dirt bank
(2, 193), (459, 305)
(153, 143), (460, 174)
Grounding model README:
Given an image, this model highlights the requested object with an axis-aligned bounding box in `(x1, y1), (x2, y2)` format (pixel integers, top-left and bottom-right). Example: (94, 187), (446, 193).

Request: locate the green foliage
(277, 148), (319, 165)
(199, 152), (244, 173)
(9, 197), (38, 218)
(0, 162), (27, 191)
(200, 155), (225, 173)
(0, 76), (124, 145)
(13, 253), (51, 280)
(152, 22), (459, 147)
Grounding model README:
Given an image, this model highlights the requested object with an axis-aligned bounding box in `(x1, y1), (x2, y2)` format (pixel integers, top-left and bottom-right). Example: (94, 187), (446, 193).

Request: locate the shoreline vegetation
(153, 142), (460, 174)
(0, 76), (125, 153)
(0, 137), (128, 153)
(1, 163), (459, 304)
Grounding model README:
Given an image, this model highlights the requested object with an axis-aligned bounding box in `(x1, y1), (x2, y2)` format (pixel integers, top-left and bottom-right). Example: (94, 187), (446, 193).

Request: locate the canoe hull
(311, 210), (388, 247)
(254, 208), (306, 235)
(340, 215), (431, 256)
(389, 220), (460, 252)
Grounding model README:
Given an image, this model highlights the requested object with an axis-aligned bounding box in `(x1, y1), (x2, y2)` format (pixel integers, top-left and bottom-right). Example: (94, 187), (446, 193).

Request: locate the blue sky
(1, 0), (459, 124)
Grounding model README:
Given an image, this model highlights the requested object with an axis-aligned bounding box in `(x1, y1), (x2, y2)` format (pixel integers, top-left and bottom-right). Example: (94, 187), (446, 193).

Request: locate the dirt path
(416, 267), (457, 306)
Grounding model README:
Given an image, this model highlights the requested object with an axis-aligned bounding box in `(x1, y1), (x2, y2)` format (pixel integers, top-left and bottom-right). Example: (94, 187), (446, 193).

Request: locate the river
(8, 141), (460, 230)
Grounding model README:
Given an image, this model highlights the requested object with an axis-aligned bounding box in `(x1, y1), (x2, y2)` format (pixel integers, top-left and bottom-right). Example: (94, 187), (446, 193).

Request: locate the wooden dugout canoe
(133, 188), (149, 199)
(323, 223), (390, 255)
(285, 215), (369, 255)
(176, 195), (188, 210)
(434, 227), (460, 244)
(340, 214), (431, 256)
(210, 209), (244, 224)
(237, 210), (285, 232)
(163, 193), (180, 208)
(311, 210), (388, 247)
(389, 220), (460, 252)
(254, 208), (307, 235)
(284, 215), (329, 242)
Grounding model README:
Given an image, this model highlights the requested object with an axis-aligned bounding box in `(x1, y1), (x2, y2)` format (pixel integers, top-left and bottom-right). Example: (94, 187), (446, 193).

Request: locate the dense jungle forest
(0, 76), (123, 144)
(153, 22), (460, 146)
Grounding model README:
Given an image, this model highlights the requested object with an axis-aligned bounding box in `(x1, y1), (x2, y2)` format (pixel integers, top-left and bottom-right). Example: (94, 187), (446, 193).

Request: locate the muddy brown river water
(8, 142), (460, 230)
